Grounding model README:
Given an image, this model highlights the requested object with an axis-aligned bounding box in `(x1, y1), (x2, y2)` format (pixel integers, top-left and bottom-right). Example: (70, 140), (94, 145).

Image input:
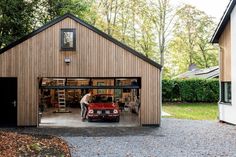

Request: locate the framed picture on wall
(61, 28), (76, 51)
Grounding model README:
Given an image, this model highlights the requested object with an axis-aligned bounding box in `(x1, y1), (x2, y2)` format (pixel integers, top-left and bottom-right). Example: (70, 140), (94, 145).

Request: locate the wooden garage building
(0, 13), (162, 127)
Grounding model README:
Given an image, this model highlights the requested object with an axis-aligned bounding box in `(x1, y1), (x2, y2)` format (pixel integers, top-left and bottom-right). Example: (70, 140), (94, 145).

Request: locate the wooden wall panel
(0, 17), (161, 126)
(219, 21), (231, 81)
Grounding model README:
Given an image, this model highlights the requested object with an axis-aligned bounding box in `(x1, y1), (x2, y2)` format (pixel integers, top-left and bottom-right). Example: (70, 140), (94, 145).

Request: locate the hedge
(162, 79), (219, 102)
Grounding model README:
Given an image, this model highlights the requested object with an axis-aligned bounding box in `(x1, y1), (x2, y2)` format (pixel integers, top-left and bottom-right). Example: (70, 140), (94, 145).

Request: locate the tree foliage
(151, 0), (175, 66)
(0, 0), (91, 48)
(92, 0), (175, 61)
(166, 5), (218, 78)
(0, 0), (37, 48)
(35, 0), (92, 25)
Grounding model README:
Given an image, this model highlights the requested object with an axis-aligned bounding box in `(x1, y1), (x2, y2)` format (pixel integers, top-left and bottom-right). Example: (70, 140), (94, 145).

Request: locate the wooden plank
(219, 21), (231, 81)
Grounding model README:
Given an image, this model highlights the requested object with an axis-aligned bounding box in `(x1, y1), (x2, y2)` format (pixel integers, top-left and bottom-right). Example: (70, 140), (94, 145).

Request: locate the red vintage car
(87, 94), (120, 122)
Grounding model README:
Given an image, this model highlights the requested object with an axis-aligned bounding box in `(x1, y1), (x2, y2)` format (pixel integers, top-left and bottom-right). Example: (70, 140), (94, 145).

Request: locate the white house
(211, 0), (236, 124)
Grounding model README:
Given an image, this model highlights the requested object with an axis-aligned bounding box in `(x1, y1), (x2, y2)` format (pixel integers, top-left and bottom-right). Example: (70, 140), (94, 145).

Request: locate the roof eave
(211, 0), (236, 43)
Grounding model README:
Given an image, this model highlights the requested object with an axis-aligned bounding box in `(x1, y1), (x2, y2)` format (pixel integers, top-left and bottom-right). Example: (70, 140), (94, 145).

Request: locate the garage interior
(39, 77), (141, 127)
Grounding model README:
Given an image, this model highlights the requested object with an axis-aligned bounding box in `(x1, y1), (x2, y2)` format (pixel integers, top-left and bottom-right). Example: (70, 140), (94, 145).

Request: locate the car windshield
(92, 95), (113, 103)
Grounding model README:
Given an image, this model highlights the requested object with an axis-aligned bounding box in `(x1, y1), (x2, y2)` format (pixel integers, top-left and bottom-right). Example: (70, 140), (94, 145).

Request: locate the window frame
(60, 28), (76, 51)
(220, 82), (231, 104)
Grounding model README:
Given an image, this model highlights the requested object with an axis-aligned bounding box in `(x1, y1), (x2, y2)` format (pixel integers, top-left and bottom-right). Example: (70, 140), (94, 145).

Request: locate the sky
(175, 0), (230, 22)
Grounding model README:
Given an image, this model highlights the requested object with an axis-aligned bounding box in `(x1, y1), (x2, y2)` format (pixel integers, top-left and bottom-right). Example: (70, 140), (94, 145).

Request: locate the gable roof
(0, 13), (162, 70)
(211, 0), (236, 43)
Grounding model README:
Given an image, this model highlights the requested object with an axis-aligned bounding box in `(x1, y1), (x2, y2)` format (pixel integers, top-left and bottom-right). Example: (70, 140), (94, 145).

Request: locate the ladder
(55, 79), (68, 113)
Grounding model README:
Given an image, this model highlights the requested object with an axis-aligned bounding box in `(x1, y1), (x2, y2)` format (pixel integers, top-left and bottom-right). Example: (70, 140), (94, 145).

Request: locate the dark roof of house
(0, 13), (162, 70)
(211, 0), (236, 43)
(175, 66), (219, 79)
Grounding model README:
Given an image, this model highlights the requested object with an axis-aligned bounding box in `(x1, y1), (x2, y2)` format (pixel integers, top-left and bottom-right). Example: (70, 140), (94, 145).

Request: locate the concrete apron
(39, 108), (140, 128)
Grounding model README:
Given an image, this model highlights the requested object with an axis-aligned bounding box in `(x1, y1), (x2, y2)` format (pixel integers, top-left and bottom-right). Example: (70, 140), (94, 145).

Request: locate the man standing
(80, 90), (93, 121)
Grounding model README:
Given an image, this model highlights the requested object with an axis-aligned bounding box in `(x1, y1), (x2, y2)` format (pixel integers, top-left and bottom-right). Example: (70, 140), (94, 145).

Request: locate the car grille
(94, 109), (114, 114)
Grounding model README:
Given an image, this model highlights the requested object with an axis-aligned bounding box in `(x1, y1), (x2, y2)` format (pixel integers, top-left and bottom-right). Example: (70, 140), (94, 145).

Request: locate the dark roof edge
(211, 0), (236, 43)
(0, 13), (162, 70)
(206, 73), (219, 79)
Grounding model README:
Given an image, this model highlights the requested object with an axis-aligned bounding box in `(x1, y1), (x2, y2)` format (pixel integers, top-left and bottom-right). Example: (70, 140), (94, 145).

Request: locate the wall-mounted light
(64, 58), (71, 65)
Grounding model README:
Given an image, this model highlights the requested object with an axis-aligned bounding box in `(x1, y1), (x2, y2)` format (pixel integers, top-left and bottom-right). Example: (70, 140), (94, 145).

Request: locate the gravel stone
(1, 118), (236, 157)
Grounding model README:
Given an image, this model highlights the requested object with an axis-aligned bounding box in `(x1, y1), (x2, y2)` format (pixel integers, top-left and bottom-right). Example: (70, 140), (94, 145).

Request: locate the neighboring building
(211, 0), (236, 124)
(0, 13), (162, 127)
(175, 66), (219, 79)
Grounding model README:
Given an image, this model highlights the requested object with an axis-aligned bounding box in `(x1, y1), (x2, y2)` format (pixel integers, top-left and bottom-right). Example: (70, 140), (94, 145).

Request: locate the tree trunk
(199, 45), (209, 68)
(160, 52), (164, 66)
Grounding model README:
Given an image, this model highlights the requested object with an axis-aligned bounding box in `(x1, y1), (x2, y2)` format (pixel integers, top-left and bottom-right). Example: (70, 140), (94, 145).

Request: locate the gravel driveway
(1, 118), (236, 157)
(62, 118), (236, 157)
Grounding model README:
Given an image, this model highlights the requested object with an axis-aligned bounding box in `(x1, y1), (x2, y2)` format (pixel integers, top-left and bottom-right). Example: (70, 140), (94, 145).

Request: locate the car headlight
(88, 110), (94, 114)
(113, 109), (118, 114)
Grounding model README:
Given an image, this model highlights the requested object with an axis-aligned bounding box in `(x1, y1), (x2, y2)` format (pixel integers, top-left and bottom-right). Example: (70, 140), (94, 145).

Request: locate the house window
(61, 28), (76, 51)
(221, 82), (231, 103)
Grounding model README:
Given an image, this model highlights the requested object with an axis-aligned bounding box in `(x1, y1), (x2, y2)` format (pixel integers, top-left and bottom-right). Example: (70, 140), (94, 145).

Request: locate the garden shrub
(162, 79), (219, 102)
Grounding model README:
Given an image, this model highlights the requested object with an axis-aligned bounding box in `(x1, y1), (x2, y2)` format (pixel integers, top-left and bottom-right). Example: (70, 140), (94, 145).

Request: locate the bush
(162, 79), (219, 102)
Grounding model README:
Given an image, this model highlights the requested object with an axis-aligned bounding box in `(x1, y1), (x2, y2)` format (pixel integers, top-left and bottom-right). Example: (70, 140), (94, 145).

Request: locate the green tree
(0, 0), (92, 48)
(168, 4), (218, 77)
(0, 0), (37, 48)
(93, 0), (158, 58)
(117, 0), (130, 43)
(195, 15), (218, 68)
(151, 0), (175, 66)
(94, 0), (122, 35)
(136, 4), (157, 58)
(37, 0), (91, 24)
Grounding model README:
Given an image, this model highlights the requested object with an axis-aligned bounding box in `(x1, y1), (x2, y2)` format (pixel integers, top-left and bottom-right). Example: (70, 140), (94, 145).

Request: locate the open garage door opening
(38, 77), (141, 127)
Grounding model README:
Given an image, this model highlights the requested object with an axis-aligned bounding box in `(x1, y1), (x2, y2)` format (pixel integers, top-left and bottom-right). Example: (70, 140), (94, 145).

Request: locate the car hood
(89, 103), (118, 109)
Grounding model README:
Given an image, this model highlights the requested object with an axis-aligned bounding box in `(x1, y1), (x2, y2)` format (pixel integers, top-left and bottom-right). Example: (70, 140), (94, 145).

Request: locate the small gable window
(61, 28), (76, 51)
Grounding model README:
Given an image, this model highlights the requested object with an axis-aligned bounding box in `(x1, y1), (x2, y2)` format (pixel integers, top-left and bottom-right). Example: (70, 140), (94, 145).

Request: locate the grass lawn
(162, 103), (218, 120)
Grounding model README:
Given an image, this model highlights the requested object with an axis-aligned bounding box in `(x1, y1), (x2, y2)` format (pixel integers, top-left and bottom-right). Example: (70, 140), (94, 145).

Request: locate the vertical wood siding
(0, 18), (161, 126)
(219, 21), (231, 81)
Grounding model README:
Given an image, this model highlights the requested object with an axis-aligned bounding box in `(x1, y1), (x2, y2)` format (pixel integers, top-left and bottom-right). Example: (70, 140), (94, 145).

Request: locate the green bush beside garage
(162, 79), (219, 102)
